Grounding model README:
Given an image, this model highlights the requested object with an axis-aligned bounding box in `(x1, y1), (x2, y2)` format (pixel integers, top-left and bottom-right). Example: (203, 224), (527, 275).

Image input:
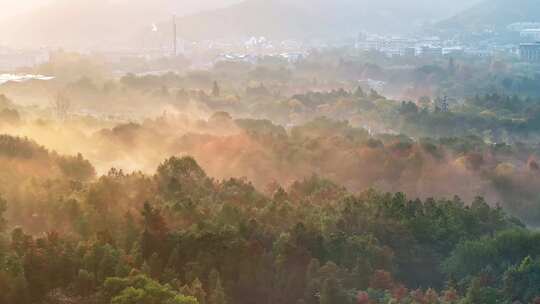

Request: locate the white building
(520, 29), (540, 41)
(420, 46), (443, 57)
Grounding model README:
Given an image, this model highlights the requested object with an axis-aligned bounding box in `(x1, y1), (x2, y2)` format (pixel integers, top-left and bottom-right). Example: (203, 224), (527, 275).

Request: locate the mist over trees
(2, 1), (540, 303)
(0, 135), (533, 303)
(2, 65), (540, 302)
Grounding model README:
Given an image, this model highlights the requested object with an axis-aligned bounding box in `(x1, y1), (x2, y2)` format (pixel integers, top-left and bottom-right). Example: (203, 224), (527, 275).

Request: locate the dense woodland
(0, 135), (537, 304)
(1, 50), (540, 303)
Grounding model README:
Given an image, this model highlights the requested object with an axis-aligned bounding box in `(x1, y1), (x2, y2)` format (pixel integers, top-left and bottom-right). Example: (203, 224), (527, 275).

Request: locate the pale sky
(0, 0), (239, 21)
(0, 0), (52, 19)
(0, 0), (243, 48)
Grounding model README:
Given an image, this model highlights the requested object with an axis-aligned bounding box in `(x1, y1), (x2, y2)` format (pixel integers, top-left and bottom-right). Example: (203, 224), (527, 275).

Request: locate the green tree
(141, 202), (169, 259)
(11, 273), (30, 304)
(208, 272), (226, 304)
(462, 277), (499, 304)
(304, 259), (321, 304)
(148, 252), (163, 280)
(98, 245), (119, 283)
(23, 246), (49, 301)
(105, 275), (198, 304)
(320, 277), (348, 304)
(123, 212), (139, 252)
(155, 156), (210, 201)
(190, 278), (207, 304)
(504, 256), (540, 303)
(76, 269), (95, 296)
(0, 195), (6, 233)
(167, 246), (181, 271)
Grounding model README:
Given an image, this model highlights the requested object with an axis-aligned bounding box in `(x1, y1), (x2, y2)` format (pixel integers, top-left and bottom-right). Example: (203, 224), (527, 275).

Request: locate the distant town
(2, 18), (540, 74)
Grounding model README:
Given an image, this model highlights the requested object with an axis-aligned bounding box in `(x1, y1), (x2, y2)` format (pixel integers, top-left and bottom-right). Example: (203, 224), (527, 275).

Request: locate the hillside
(0, 0), (478, 48)
(438, 0), (540, 31)
(173, 0), (480, 40)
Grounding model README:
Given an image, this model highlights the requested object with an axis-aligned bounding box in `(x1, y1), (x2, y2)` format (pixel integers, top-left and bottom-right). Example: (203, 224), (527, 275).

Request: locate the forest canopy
(1, 40), (540, 304)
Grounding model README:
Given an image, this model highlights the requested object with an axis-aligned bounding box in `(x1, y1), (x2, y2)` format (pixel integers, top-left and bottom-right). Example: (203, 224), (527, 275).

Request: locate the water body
(0, 74), (54, 85)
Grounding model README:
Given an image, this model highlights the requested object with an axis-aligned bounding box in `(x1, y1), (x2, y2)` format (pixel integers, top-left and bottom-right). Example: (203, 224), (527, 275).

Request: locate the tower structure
(440, 96), (449, 112)
(172, 14), (177, 56)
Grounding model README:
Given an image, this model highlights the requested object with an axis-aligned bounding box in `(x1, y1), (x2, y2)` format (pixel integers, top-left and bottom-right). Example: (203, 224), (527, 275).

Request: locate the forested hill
(1, 138), (539, 303)
(437, 0), (540, 31)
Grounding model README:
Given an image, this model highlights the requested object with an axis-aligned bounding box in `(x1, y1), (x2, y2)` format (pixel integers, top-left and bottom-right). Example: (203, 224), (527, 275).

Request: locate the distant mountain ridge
(0, 0), (482, 49)
(173, 0), (481, 40)
(437, 0), (540, 31)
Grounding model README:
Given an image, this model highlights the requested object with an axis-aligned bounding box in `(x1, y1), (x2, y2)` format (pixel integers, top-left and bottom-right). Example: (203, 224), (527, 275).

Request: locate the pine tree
(97, 245), (118, 283)
(129, 243), (143, 268)
(141, 202), (169, 259)
(141, 262), (151, 277)
(0, 196), (7, 233)
(76, 269), (95, 296)
(11, 273), (30, 304)
(320, 277), (347, 304)
(208, 269), (220, 291)
(167, 246), (181, 272)
(191, 278), (207, 304)
(148, 252), (162, 280)
(209, 274), (227, 304)
(162, 267), (177, 284)
(304, 259), (321, 304)
(123, 211), (139, 252)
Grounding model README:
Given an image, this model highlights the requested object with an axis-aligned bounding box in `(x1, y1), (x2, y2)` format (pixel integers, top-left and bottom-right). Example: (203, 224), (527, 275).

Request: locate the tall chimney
(172, 14), (177, 56)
